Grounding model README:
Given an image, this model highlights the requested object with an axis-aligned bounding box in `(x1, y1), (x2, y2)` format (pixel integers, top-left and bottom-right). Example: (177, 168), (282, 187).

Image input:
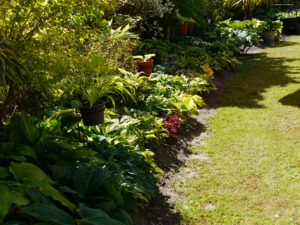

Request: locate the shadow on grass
(279, 89), (300, 107)
(153, 116), (205, 172)
(271, 41), (299, 48)
(217, 53), (300, 108)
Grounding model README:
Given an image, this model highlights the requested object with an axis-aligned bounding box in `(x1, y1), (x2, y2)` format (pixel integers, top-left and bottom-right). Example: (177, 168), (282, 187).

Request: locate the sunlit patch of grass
(176, 36), (300, 224)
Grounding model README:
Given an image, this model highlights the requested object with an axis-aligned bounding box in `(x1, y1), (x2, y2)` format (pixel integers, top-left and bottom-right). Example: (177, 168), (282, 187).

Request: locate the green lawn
(176, 36), (300, 224)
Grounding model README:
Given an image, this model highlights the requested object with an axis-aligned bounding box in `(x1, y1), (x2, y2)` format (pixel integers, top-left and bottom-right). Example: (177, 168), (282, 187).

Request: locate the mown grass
(175, 36), (300, 224)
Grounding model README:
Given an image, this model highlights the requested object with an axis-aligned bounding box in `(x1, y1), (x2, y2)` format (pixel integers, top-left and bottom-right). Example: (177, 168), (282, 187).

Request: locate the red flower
(176, 109), (180, 113)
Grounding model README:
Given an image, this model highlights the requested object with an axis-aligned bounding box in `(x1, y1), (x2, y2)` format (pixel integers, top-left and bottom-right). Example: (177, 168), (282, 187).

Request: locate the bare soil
(133, 69), (235, 225)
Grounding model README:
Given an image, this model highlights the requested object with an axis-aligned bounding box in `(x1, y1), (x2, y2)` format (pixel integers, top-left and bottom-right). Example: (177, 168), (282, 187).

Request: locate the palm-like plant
(224, 0), (279, 19)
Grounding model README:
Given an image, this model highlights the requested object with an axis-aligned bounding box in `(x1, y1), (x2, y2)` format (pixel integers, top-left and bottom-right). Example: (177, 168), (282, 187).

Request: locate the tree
(224, 0), (279, 19)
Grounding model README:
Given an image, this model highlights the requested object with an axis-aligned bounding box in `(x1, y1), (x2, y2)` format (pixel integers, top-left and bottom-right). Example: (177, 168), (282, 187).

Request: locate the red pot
(136, 59), (153, 77)
(177, 23), (188, 35)
(188, 22), (195, 32)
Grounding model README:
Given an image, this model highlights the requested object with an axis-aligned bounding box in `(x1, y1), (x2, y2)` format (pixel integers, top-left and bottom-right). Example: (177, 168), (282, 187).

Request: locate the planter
(136, 59), (153, 77)
(262, 31), (276, 44)
(187, 22), (195, 33)
(79, 101), (105, 126)
(177, 23), (188, 35)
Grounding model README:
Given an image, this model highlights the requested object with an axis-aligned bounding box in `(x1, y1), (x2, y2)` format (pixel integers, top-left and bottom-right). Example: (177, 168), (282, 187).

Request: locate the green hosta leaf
(49, 165), (73, 183)
(77, 217), (125, 225)
(10, 187), (30, 207)
(25, 188), (54, 205)
(122, 194), (138, 213)
(0, 185), (12, 223)
(16, 145), (38, 161)
(9, 162), (50, 183)
(22, 204), (75, 225)
(40, 185), (75, 211)
(73, 166), (109, 196)
(103, 183), (124, 206)
(20, 113), (40, 144)
(61, 149), (97, 161)
(9, 155), (27, 162)
(76, 204), (125, 225)
(96, 199), (116, 213)
(110, 208), (133, 225)
(77, 203), (109, 219)
(0, 167), (10, 178)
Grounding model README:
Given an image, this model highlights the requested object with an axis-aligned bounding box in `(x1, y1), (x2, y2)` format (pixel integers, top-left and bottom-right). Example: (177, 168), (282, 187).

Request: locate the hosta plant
(0, 111), (156, 224)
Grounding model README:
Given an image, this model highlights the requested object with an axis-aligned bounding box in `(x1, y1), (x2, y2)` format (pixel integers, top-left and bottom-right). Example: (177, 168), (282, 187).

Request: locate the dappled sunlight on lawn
(176, 36), (300, 225)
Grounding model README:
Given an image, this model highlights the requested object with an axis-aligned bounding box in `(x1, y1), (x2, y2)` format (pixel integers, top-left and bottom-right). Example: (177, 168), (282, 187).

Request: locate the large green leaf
(77, 203), (109, 219)
(0, 167), (10, 179)
(76, 204), (125, 225)
(110, 208), (133, 225)
(96, 199), (116, 213)
(9, 162), (50, 182)
(39, 185), (75, 212)
(0, 185), (12, 223)
(103, 183), (124, 206)
(20, 113), (40, 144)
(16, 145), (38, 161)
(73, 166), (109, 196)
(10, 187), (30, 207)
(10, 162), (75, 211)
(22, 204), (75, 225)
(25, 188), (54, 205)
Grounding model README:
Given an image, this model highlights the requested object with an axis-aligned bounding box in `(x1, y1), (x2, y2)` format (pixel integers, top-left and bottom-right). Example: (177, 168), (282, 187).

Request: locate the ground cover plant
(175, 35), (300, 224)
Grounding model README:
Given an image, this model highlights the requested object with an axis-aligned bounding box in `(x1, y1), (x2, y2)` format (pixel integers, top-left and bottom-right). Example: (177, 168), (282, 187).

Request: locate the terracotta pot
(136, 59), (153, 77)
(79, 101), (105, 126)
(177, 23), (188, 35)
(262, 31), (275, 43)
(188, 22), (195, 33)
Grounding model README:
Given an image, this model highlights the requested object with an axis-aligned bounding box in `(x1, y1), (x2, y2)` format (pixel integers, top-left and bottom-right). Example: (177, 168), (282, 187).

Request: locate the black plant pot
(79, 101), (105, 126)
